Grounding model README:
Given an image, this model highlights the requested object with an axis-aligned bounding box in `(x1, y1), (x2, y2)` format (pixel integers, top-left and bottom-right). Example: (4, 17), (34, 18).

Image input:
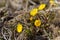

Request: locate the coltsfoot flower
(16, 23), (23, 33)
(49, 0), (55, 4)
(30, 8), (38, 16)
(38, 4), (46, 10)
(34, 19), (41, 27)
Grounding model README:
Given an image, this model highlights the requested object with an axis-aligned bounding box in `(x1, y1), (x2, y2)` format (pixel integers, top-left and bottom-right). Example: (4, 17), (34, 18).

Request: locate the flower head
(34, 19), (41, 27)
(16, 23), (23, 33)
(50, 0), (55, 4)
(38, 4), (46, 10)
(30, 8), (38, 16)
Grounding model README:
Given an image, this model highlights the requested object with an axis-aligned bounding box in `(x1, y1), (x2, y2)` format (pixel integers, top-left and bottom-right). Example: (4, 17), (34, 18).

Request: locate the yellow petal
(38, 4), (46, 10)
(30, 8), (38, 16)
(34, 20), (41, 27)
(50, 0), (54, 4)
(17, 23), (23, 33)
(30, 17), (33, 21)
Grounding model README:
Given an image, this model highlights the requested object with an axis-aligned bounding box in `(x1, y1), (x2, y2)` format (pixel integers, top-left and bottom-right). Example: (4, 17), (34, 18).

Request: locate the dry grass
(0, 0), (60, 40)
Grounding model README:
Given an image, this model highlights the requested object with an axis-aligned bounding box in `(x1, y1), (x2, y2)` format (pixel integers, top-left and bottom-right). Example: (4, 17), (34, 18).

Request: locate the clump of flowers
(14, 2), (56, 40)
(30, 3), (46, 17)
(0, 0), (58, 40)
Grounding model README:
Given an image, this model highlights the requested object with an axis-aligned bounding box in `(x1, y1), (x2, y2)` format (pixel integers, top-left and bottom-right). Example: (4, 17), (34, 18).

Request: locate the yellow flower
(49, 0), (54, 4)
(34, 20), (41, 27)
(38, 4), (46, 10)
(16, 23), (23, 33)
(30, 17), (33, 21)
(30, 8), (38, 16)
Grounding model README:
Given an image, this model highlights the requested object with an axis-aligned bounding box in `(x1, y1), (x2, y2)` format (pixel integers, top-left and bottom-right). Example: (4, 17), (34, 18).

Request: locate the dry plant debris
(0, 0), (60, 40)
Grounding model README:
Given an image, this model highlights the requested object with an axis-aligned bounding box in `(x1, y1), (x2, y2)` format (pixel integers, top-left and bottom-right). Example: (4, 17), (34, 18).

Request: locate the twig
(29, 0), (36, 5)
(46, 7), (60, 11)
(1, 28), (7, 40)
